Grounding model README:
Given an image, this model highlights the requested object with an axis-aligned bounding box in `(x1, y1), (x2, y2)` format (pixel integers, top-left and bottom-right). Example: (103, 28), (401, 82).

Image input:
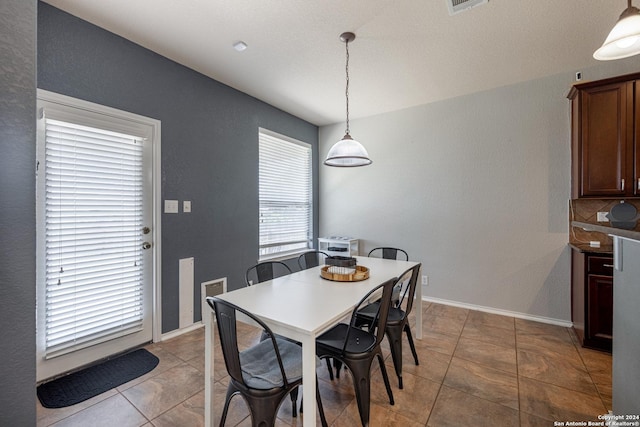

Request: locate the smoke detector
(447, 0), (488, 15)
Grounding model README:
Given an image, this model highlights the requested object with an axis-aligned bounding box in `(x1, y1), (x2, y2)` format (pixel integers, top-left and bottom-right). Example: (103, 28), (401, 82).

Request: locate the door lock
(142, 226), (151, 235)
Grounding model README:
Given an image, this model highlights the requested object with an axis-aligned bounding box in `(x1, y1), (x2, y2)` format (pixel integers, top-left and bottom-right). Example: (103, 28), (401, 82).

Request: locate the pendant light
(594, 0), (640, 60)
(324, 32), (372, 167)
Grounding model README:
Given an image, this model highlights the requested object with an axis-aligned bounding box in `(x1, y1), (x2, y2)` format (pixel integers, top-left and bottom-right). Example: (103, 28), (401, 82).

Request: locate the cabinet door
(580, 82), (633, 197)
(586, 274), (613, 343)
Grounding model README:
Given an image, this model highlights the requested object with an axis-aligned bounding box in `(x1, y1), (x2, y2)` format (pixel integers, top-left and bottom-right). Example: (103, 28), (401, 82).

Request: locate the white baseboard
(422, 296), (573, 328)
(160, 322), (204, 342)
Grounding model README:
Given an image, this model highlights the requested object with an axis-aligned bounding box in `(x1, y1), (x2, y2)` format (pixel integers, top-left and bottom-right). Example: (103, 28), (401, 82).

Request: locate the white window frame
(258, 128), (313, 261)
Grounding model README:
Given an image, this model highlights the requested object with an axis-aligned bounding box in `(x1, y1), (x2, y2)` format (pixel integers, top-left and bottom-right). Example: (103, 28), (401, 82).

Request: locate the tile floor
(37, 302), (612, 426)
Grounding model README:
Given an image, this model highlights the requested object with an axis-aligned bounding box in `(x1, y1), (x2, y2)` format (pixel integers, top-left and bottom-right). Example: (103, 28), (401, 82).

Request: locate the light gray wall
(319, 58), (640, 322)
(0, 0), (37, 424)
(37, 2), (319, 333)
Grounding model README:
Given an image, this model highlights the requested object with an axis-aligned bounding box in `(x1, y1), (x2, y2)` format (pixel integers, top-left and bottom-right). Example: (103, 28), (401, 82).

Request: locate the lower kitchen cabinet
(571, 250), (613, 352)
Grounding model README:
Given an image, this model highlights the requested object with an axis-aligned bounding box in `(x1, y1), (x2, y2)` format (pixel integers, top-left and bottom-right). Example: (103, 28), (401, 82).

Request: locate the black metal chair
(206, 296), (327, 427)
(355, 264), (421, 389)
(315, 278), (397, 427)
(245, 261), (292, 286)
(297, 251), (329, 270)
(367, 247), (409, 261)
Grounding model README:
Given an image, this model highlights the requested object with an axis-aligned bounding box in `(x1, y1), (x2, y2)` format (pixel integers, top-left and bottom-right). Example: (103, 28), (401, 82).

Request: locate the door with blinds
(36, 91), (160, 381)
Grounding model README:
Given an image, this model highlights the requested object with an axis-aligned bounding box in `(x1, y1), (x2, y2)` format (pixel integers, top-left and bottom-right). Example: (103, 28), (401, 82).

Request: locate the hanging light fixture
(594, 0), (640, 60)
(324, 32), (372, 167)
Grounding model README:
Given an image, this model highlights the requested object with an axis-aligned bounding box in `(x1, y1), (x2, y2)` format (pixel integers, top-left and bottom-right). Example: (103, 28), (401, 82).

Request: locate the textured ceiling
(43, 0), (626, 126)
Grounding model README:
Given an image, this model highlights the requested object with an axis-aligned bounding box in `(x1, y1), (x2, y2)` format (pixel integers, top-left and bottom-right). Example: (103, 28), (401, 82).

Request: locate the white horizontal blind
(259, 129), (312, 259)
(43, 117), (145, 358)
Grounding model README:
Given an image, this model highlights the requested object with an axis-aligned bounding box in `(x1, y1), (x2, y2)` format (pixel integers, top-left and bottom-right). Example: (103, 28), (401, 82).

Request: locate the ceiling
(43, 0), (625, 126)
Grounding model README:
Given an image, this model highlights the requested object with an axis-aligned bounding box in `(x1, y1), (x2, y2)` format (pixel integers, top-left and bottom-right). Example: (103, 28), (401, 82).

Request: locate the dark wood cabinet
(569, 73), (640, 198)
(571, 250), (613, 352)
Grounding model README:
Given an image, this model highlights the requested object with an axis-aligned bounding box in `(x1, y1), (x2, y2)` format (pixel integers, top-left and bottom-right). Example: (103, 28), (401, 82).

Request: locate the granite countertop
(571, 221), (640, 242)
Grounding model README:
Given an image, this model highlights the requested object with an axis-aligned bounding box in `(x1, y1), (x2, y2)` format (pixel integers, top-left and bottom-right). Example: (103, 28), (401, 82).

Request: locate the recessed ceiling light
(233, 41), (248, 52)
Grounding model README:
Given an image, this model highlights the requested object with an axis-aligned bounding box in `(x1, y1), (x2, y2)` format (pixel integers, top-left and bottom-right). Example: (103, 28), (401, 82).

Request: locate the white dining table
(204, 256), (422, 427)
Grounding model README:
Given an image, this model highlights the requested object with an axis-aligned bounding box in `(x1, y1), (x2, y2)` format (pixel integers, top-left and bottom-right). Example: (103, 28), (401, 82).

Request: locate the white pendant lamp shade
(324, 32), (372, 167)
(594, 1), (640, 60)
(324, 133), (372, 167)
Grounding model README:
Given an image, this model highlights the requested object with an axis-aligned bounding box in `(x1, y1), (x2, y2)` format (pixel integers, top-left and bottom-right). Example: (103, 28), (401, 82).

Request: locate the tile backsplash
(569, 199), (640, 249)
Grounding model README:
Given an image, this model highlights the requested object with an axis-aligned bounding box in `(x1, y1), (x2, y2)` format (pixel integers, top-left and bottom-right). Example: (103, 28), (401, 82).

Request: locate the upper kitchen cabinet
(568, 73), (640, 198)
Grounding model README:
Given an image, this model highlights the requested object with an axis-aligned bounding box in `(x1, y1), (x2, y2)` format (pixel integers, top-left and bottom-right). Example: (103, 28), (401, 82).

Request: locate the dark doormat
(37, 348), (159, 408)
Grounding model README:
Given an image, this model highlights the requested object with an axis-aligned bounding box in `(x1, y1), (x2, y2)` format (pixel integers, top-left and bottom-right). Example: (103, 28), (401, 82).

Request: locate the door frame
(35, 89), (162, 381)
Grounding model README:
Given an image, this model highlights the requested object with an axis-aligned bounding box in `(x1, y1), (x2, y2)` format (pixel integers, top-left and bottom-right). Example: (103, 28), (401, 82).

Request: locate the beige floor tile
(425, 303), (469, 322)
(331, 399), (423, 427)
(465, 310), (515, 331)
(520, 411), (554, 427)
(371, 370), (440, 425)
(515, 319), (572, 337)
(412, 329), (459, 356)
(519, 377), (607, 422)
(37, 389), (119, 427)
(117, 347), (183, 392)
(518, 348), (598, 396)
(121, 364), (204, 420)
(423, 313), (466, 337)
(460, 322), (516, 349)
(158, 331), (206, 362)
(427, 385), (519, 427)
(151, 390), (204, 427)
(516, 331), (582, 363)
(392, 345), (451, 384)
(443, 357), (519, 410)
(453, 336), (517, 374)
(50, 394), (147, 427)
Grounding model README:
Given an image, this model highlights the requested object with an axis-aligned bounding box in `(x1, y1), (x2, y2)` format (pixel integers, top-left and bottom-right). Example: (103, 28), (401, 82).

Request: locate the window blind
(259, 130), (312, 259)
(43, 117), (145, 358)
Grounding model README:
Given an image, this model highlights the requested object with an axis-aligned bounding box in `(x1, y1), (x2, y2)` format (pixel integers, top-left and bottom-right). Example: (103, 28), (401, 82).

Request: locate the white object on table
(204, 256), (422, 427)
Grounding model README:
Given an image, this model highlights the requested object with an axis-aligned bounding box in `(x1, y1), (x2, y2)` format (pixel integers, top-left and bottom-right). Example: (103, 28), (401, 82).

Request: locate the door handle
(142, 242), (151, 250)
(621, 178), (625, 192)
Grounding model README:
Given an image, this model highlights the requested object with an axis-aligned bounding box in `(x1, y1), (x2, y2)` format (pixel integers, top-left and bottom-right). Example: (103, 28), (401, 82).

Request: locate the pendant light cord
(345, 38), (350, 135)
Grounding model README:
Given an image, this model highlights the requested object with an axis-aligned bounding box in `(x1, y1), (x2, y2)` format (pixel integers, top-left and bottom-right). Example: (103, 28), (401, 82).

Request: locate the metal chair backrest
(396, 263), (421, 315)
(342, 277), (396, 354)
(245, 261), (292, 286)
(297, 251), (328, 270)
(206, 296), (290, 389)
(368, 247), (409, 261)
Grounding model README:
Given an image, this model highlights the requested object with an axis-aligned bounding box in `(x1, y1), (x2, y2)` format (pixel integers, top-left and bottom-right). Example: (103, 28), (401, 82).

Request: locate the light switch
(183, 201), (191, 213)
(164, 199), (179, 213)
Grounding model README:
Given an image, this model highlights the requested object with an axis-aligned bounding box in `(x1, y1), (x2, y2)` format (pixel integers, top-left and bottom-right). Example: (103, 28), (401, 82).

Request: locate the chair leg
(316, 375), (329, 427)
(325, 358), (334, 381)
(334, 358), (343, 379)
(346, 358), (373, 427)
(385, 326), (404, 389)
(290, 386), (299, 417)
(376, 352), (395, 406)
(404, 323), (420, 366)
(220, 385), (239, 427)
(245, 393), (285, 427)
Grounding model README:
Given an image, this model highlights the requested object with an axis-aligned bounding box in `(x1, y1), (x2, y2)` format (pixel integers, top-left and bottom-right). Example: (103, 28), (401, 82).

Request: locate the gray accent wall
(319, 59), (640, 323)
(0, 0), (37, 424)
(37, 2), (319, 332)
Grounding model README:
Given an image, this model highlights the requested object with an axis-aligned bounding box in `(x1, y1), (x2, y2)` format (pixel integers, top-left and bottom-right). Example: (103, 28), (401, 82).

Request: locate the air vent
(447, 0), (488, 15)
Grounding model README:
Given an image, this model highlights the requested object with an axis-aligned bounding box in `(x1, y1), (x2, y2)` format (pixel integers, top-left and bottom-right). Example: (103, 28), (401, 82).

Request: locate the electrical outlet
(422, 275), (428, 286)
(597, 212), (609, 222)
